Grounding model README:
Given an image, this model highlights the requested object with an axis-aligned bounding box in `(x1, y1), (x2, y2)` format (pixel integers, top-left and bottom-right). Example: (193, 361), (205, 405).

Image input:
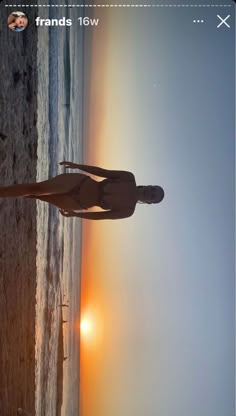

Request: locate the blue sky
(80, 3), (235, 415)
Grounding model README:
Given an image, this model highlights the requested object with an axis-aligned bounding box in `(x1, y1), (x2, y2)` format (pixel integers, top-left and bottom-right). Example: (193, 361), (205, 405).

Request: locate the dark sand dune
(0, 5), (38, 415)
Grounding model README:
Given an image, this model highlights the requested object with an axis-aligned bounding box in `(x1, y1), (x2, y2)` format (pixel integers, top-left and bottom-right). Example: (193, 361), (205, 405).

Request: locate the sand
(0, 4), (38, 415)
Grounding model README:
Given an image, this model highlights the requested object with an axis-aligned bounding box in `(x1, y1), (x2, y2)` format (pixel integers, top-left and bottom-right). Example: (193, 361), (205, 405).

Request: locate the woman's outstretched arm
(59, 208), (134, 220)
(59, 161), (134, 180)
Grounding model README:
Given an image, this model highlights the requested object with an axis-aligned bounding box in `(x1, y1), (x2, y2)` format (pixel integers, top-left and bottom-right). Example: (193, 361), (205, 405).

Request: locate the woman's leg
(27, 193), (84, 211)
(0, 182), (41, 198)
(0, 173), (88, 198)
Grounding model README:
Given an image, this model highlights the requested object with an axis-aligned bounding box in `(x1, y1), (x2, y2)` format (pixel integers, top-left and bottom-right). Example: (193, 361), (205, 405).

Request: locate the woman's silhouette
(0, 162), (164, 220)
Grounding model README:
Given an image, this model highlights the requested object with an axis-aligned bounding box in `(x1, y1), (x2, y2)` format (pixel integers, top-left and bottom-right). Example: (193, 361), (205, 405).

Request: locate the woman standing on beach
(0, 162), (164, 220)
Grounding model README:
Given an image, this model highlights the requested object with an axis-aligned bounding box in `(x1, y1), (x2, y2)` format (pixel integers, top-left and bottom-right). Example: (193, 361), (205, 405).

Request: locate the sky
(80, 2), (235, 416)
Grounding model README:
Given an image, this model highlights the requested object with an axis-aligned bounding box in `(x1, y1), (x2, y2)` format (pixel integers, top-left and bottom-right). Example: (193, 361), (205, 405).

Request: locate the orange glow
(80, 307), (103, 348)
(80, 317), (94, 338)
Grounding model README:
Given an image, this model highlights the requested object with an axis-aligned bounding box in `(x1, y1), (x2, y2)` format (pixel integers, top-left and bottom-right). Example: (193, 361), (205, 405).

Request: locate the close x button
(217, 15), (231, 29)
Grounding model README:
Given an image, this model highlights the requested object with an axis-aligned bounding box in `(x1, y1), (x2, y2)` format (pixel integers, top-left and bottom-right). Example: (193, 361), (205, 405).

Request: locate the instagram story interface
(0, 1), (235, 416)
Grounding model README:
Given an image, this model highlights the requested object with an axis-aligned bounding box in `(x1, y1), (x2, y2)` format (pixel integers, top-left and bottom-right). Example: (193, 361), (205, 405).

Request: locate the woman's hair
(137, 185), (165, 204)
(11, 13), (27, 19)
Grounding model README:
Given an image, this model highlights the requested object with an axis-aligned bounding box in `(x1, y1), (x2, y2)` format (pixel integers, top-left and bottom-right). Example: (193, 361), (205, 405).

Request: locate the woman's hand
(8, 23), (16, 29)
(59, 161), (79, 169)
(59, 209), (76, 217)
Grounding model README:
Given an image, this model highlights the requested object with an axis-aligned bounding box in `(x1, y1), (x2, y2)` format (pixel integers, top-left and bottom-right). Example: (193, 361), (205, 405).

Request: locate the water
(35, 5), (84, 415)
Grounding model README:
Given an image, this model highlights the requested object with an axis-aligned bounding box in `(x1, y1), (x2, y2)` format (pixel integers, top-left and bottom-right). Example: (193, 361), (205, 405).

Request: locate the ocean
(36, 4), (84, 415)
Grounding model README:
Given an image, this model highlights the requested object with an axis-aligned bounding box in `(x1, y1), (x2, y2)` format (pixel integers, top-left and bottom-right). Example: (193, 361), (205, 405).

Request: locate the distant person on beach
(0, 162), (164, 220)
(8, 12), (28, 32)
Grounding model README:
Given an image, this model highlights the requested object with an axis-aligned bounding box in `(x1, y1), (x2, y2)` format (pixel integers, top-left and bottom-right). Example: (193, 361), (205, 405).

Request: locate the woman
(8, 12), (29, 32)
(0, 162), (164, 220)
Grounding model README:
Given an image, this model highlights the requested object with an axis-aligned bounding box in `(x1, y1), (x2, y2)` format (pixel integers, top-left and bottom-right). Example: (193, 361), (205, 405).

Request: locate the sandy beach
(0, 4), (38, 415)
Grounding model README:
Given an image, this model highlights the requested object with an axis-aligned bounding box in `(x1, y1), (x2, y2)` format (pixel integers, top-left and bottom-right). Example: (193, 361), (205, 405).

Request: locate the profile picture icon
(8, 11), (28, 32)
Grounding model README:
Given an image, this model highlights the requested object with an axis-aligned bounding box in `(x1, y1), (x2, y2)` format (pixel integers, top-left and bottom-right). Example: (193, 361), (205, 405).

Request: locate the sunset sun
(80, 318), (93, 335)
(80, 313), (96, 344)
(79, 308), (103, 347)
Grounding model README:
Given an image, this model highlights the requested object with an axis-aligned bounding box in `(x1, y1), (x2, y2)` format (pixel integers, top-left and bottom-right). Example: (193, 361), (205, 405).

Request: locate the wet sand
(56, 316), (64, 416)
(0, 4), (38, 415)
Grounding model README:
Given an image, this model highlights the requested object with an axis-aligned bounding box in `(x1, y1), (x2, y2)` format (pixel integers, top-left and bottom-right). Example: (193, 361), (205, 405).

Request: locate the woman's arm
(59, 161), (134, 180)
(8, 15), (16, 24)
(59, 208), (134, 220)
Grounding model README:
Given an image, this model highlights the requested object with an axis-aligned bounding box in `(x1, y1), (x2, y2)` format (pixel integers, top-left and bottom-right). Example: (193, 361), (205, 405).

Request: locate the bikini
(69, 176), (112, 210)
(69, 176), (91, 209)
(98, 179), (113, 210)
